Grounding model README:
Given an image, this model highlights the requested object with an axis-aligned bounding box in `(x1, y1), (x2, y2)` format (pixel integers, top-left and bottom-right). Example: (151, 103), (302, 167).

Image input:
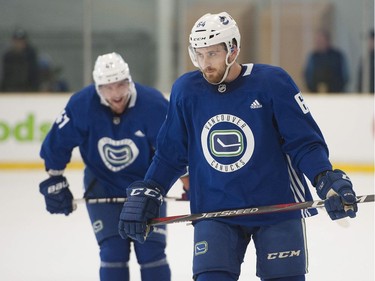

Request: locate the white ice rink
(0, 170), (374, 281)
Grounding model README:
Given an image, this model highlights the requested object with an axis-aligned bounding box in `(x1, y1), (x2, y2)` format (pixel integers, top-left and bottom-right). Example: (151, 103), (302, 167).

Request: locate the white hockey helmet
(92, 52), (135, 107)
(189, 12), (241, 68)
(92, 52), (132, 86)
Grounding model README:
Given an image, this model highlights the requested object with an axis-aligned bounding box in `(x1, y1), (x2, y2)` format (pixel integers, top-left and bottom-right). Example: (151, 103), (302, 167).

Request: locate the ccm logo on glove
(130, 187), (163, 202)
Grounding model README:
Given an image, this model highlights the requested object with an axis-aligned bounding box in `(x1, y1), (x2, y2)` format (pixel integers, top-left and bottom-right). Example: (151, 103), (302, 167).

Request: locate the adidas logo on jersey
(250, 99), (262, 109)
(134, 130), (145, 137)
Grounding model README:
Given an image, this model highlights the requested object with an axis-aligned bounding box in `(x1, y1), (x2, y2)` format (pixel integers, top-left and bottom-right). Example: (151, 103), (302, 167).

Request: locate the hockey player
(39, 52), (171, 281)
(118, 12), (358, 281)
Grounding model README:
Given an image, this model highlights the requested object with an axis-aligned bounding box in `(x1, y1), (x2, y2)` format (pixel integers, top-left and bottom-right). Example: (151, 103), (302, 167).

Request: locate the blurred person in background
(39, 52), (172, 281)
(38, 54), (69, 92)
(0, 28), (39, 92)
(303, 29), (349, 93)
(357, 29), (374, 93)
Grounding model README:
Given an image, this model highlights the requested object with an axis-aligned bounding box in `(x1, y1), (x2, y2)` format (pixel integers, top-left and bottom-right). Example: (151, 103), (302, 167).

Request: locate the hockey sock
(195, 271), (238, 281)
(262, 275), (305, 281)
(99, 237), (130, 281)
(140, 261), (171, 281)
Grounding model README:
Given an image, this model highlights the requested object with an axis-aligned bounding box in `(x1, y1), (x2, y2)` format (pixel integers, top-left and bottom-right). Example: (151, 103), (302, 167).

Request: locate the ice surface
(0, 170), (373, 281)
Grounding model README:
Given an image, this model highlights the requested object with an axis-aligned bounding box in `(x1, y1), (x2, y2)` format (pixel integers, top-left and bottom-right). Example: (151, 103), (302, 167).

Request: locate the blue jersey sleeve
(40, 89), (90, 171)
(145, 82), (189, 192)
(269, 67), (332, 183)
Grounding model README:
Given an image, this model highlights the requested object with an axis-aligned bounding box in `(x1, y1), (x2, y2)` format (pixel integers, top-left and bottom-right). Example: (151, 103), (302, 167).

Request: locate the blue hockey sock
(99, 237), (130, 281)
(262, 275), (305, 281)
(100, 265), (129, 281)
(195, 271), (238, 281)
(140, 260), (171, 281)
(135, 239), (170, 281)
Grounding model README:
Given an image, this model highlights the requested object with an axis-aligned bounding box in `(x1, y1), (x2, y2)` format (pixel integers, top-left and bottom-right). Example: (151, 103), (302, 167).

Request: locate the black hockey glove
(118, 180), (164, 243)
(315, 169), (357, 220)
(39, 176), (74, 216)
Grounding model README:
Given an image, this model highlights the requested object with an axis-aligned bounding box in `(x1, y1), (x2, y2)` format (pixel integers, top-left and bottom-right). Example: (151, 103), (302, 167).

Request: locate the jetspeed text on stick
(202, 208), (259, 218)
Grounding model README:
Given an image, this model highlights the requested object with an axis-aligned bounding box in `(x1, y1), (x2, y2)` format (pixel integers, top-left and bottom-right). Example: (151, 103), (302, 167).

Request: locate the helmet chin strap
(95, 84), (110, 106)
(202, 52), (237, 85)
(96, 82), (134, 109)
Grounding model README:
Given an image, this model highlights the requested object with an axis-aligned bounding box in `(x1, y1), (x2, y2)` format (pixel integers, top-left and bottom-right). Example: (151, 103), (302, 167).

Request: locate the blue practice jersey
(146, 63), (333, 227)
(40, 83), (168, 196)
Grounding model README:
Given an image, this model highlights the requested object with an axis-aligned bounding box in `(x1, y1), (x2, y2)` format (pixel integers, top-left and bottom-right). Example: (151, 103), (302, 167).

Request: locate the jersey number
(55, 109), (70, 129)
(294, 93), (309, 114)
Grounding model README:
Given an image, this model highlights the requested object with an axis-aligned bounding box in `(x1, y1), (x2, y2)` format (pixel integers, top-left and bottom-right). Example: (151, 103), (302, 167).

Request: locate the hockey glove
(315, 169), (357, 220)
(39, 176), (74, 216)
(118, 180), (164, 243)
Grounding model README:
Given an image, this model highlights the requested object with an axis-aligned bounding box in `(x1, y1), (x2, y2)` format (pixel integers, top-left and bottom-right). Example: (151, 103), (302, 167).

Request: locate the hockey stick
(149, 194), (374, 226)
(73, 196), (188, 205)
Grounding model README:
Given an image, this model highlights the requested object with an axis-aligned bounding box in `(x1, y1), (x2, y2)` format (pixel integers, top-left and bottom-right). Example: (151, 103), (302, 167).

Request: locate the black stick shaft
(73, 196), (186, 205)
(149, 194), (374, 226)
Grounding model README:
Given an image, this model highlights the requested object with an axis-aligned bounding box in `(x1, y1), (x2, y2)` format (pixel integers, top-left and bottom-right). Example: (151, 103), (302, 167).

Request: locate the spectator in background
(0, 28), (40, 92)
(303, 29), (349, 93)
(38, 54), (69, 92)
(357, 29), (374, 93)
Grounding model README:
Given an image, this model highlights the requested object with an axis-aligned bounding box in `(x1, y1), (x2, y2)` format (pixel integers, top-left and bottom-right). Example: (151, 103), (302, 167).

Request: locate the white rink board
(0, 170), (373, 281)
(0, 94), (373, 165)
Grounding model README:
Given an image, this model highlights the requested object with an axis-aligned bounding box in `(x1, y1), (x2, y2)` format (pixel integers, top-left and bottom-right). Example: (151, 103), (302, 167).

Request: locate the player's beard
(202, 64), (226, 84)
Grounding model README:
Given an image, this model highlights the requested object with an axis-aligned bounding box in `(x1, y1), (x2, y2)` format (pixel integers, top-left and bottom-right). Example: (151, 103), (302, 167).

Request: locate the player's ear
(230, 44), (239, 55)
(228, 45), (238, 62)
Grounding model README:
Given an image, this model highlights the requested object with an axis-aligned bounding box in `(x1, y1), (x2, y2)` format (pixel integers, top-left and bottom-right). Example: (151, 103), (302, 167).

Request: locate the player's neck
(225, 62), (242, 83)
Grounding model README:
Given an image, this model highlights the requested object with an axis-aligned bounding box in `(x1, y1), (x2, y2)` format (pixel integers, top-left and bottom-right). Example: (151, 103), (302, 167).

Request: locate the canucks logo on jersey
(201, 114), (254, 173)
(98, 137), (139, 172)
(210, 130), (244, 157)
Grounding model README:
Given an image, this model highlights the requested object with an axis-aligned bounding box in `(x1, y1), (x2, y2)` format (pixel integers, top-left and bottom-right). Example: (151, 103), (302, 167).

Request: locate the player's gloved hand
(315, 169), (357, 220)
(118, 180), (164, 243)
(39, 175), (74, 216)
